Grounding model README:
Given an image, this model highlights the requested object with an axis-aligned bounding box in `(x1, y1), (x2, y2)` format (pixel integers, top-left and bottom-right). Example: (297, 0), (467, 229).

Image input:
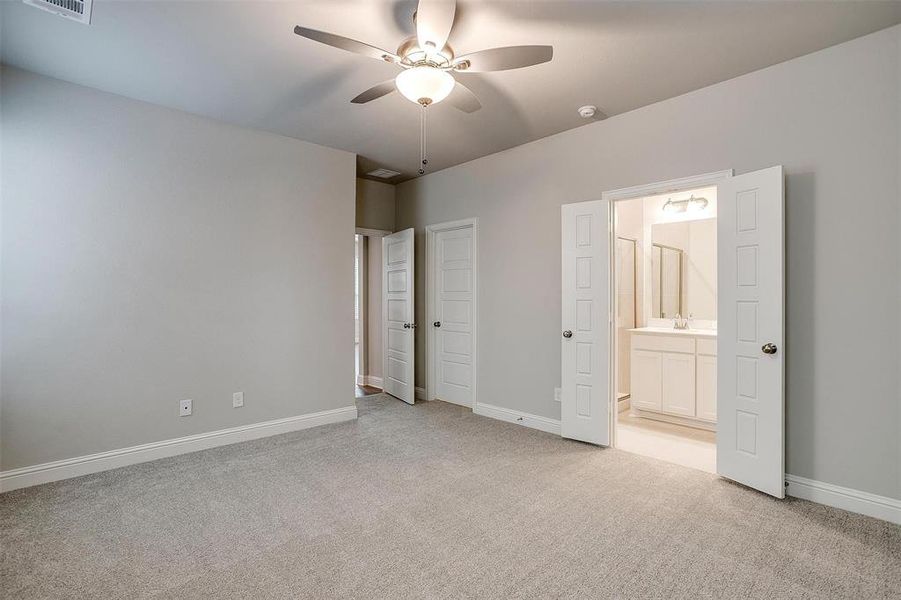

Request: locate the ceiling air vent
(367, 168), (401, 180)
(23, 0), (93, 24)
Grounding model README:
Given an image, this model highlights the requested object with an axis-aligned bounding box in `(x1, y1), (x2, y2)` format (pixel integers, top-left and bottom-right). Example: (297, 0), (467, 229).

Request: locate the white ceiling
(3, 1), (900, 182)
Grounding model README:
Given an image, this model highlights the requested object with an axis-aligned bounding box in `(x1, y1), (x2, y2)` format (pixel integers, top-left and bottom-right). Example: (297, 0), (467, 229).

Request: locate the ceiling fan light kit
(395, 66), (455, 106)
(294, 0), (553, 176)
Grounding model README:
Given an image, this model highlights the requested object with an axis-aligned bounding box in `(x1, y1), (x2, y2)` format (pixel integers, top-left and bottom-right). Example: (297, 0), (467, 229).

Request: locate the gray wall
(397, 26), (901, 500)
(355, 179), (396, 231)
(1, 68), (356, 471)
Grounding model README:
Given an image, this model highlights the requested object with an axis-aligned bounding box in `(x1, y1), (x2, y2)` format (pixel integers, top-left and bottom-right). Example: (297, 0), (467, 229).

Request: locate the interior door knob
(433, 321), (441, 327)
(403, 323), (411, 329)
(563, 330), (573, 339)
(762, 343), (777, 355)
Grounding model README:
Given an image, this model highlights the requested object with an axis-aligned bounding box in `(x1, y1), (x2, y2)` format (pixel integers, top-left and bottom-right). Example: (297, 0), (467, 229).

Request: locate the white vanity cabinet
(695, 338), (718, 422)
(631, 350), (663, 412)
(629, 328), (716, 429)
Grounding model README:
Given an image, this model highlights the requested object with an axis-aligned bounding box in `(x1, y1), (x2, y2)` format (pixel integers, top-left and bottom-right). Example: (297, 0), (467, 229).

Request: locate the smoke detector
(578, 105), (598, 119)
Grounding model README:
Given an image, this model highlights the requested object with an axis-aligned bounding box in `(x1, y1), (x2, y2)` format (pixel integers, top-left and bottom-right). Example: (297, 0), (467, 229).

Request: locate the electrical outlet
(179, 399), (192, 416)
(554, 387), (561, 403)
(232, 391), (244, 408)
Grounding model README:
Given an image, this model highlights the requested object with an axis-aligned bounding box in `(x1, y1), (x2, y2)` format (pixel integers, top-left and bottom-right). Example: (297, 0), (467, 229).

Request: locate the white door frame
(356, 227), (392, 238)
(425, 218), (478, 407)
(354, 233), (365, 386)
(355, 228), (391, 388)
(602, 169), (733, 446)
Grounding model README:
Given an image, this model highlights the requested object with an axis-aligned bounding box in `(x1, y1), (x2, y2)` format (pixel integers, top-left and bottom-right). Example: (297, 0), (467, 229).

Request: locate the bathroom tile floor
(616, 411), (716, 474)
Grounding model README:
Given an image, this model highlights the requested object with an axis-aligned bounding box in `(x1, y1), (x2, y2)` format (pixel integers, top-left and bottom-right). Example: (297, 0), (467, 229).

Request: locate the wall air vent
(366, 168), (402, 180)
(23, 0), (93, 24)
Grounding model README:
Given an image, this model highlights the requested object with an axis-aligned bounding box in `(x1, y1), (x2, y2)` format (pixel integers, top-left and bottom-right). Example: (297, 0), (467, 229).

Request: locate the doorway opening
(355, 230), (389, 399)
(612, 186), (719, 473)
(563, 167), (784, 496)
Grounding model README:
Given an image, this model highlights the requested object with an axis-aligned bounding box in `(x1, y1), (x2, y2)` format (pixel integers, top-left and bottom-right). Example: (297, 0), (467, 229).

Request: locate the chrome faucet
(673, 314), (689, 330)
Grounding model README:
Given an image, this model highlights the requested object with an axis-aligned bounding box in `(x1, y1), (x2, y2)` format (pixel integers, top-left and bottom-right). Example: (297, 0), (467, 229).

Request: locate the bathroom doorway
(562, 167), (785, 497)
(611, 185), (719, 473)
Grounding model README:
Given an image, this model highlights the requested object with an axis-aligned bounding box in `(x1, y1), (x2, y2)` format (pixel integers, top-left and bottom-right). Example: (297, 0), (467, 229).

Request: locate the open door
(382, 228), (416, 404)
(561, 200), (611, 445)
(717, 166), (785, 498)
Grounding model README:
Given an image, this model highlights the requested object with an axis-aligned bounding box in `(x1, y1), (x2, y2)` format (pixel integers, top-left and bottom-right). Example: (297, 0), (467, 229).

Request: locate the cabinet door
(696, 354), (717, 422)
(631, 350), (662, 411)
(661, 353), (696, 417)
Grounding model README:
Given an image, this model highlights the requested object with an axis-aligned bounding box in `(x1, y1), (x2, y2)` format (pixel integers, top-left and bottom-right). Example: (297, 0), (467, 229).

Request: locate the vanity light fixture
(662, 195), (709, 213)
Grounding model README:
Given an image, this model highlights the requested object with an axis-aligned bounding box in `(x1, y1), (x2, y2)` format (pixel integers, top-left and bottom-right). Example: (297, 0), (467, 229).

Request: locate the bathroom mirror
(651, 243), (683, 318)
(651, 219), (717, 320)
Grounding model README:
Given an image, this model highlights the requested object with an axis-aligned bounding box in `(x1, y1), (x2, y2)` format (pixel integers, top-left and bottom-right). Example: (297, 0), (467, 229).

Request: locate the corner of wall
(356, 178), (397, 232)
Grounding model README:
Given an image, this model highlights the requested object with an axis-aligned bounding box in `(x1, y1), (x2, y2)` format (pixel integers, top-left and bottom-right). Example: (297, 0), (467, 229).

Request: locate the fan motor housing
(397, 37), (455, 67)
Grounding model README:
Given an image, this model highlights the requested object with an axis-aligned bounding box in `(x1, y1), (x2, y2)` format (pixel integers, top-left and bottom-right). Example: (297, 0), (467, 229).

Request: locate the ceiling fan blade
(446, 81), (481, 113)
(454, 45), (553, 72)
(415, 0), (456, 53)
(351, 81), (397, 104)
(294, 26), (399, 63)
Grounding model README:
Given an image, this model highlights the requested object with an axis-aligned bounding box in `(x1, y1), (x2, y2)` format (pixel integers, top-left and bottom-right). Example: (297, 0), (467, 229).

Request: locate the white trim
(425, 218), (478, 408)
(628, 407), (717, 432)
(355, 229), (391, 389)
(436, 396), (469, 408)
(363, 376), (384, 389)
(604, 169), (733, 448)
(473, 402), (561, 435)
(785, 474), (901, 525)
(416, 386), (427, 400)
(0, 406), (358, 493)
(601, 170), (734, 203)
(355, 233), (366, 385)
(355, 227), (392, 237)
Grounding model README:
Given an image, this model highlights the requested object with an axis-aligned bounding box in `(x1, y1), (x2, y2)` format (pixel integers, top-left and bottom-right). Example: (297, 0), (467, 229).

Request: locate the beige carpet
(1, 395), (899, 599)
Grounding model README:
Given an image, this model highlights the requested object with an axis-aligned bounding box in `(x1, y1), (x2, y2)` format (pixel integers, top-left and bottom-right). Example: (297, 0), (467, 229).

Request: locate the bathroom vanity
(629, 327), (717, 430)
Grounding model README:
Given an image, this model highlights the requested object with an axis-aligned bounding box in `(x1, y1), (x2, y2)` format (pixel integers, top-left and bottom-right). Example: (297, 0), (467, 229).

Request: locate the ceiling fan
(294, 0), (553, 174)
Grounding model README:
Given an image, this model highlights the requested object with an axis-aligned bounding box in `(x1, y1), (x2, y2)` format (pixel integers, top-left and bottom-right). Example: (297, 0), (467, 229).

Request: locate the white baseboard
(473, 402), (561, 435)
(785, 474), (900, 525)
(362, 376), (383, 389)
(415, 386), (427, 400)
(629, 406), (716, 432)
(0, 405), (358, 493)
(435, 397), (472, 408)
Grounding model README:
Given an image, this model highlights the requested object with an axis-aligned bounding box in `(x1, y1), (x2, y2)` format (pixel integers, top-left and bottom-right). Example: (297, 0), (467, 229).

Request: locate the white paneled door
(433, 226), (474, 407)
(561, 200), (610, 445)
(382, 228), (415, 404)
(717, 166), (785, 498)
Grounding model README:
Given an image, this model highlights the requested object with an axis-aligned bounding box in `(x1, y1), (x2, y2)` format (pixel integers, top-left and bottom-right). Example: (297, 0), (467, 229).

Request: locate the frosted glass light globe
(395, 66), (455, 105)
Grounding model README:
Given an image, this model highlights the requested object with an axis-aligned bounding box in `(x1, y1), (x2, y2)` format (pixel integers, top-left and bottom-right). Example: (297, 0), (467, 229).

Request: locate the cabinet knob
(563, 330), (573, 339)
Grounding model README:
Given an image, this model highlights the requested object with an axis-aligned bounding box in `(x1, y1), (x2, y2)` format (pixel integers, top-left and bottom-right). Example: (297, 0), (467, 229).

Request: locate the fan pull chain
(419, 102), (429, 176)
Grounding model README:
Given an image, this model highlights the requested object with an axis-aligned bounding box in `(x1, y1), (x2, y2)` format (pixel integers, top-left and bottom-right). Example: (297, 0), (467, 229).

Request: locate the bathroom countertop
(629, 327), (717, 339)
